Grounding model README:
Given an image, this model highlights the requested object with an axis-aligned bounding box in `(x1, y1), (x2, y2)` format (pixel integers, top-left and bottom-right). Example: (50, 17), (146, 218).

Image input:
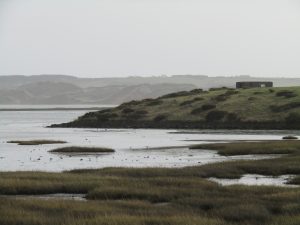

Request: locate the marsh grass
(7, 140), (67, 145)
(1, 170), (300, 225)
(188, 141), (300, 179)
(49, 146), (115, 153)
(2, 140), (300, 224)
(0, 198), (221, 225)
(190, 140), (300, 156)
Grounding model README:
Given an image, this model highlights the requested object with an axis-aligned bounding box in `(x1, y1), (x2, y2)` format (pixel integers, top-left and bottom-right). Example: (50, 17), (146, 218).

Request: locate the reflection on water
(209, 174), (297, 187)
(0, 193), (87, 201)
(0, 109), (299, 172)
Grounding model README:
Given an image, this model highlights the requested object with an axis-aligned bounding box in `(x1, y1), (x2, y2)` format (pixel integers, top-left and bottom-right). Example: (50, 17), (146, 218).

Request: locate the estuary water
(0, 106), (299, 172)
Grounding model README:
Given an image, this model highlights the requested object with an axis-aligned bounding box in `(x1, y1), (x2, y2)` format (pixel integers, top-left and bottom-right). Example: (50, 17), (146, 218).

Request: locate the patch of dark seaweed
(7, 140), (67, 145)
(49, 146), (115, 153)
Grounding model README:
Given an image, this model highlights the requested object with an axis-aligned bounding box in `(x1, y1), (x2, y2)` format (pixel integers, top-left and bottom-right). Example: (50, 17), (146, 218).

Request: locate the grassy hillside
(53, 86), (300, 129)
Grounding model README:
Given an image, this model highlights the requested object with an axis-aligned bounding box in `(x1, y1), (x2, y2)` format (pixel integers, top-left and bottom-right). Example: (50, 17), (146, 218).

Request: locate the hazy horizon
(1, 74), (300, 79)
(1, 0), (300, 78)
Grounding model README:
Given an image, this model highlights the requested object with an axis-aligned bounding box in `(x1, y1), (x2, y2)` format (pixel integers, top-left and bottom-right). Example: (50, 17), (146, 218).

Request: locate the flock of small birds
(1, 136), (205, 169)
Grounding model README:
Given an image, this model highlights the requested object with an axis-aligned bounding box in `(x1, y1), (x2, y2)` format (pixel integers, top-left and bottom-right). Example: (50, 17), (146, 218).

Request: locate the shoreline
(50, 120), (300, 130)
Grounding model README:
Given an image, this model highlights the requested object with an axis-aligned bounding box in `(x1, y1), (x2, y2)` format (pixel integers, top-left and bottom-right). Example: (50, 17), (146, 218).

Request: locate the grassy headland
(1, 141), (300, 224)
(49, 146), (115, 153)
(51, 86), (300, 129)
(7, 140), (67, 145)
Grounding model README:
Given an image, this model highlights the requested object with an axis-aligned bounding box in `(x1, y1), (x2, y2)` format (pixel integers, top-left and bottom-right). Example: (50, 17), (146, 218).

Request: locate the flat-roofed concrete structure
(236, 81), (273, 89)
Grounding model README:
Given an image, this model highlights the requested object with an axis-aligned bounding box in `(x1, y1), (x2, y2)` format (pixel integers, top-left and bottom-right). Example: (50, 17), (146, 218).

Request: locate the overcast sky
(0, 0), (299, 78)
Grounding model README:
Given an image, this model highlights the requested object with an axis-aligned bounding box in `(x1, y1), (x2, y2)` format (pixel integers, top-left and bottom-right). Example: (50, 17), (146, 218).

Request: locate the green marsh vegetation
(1, 140), (300, 224)
(190, 140), (300, 156)
(1, 171), (300, 225)
(7, 140), (67, 145)
(190, 140), (300, 181)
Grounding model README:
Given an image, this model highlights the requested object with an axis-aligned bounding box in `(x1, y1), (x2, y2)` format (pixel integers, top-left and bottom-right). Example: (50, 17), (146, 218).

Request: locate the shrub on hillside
(98, 109), (112, 114)
(153, 114), (168, 121)
(190, 107), (203, 115)
(225, 90), (239, 95)
(180, 100), (195, 106)
(213, 90), (238, 102)
(248, 97), (257, 101)
(270, 102), (300, 112)
(141, 98), (152, 102)
(190, 104), (216, 114)
(189, 89), (204, 94)
(214, 94), (229, 102)
(159, 91), (190, 99)
(285, 112), (300, 123)
(109, 113), (118, 118)
(122, 108), (134, 114)
(202, 104), (216, 111)
(135, 110), (148, 115)
(127, 100), (140, 105)
(118, 100), (139, 108)
(226, 113), (240, 122)
(276, 90), (297, 98)
(205, 110), (227, 122)
(123, 113), (144, 120)
(121, 110), (148, 120)
(193, 97), (204, 101)
(209, 87), (231, 91)
(180, 97), (204, 106)
(81, 112), (97, 119)
(96, 113), (117, 122)
(146, 100), (163, 106)
(159, 89), (203, 99)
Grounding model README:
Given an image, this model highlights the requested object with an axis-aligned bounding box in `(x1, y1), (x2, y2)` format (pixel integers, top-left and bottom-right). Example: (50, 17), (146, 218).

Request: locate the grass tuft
(7, 140), (67, 145)
(49, 146), (115, 153)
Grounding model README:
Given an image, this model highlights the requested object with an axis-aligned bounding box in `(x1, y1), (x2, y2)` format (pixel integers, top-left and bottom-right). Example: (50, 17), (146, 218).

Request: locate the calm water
(0, 104), (115, 109)
(0, 107), (299, 172)
(209, 174), (298, 187)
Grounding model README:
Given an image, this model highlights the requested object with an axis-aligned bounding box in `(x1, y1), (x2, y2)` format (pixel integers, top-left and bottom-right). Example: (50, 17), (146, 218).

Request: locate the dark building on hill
(236, 81), (273, 89)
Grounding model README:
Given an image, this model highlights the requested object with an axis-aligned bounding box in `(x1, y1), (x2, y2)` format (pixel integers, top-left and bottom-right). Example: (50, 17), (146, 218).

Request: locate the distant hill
(0, 80), (195, 105)
(1, 74), (300, 105)
(1, 74), (300, 89)
(0, 75), (78, 89)
(53, 86), (300, 129)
